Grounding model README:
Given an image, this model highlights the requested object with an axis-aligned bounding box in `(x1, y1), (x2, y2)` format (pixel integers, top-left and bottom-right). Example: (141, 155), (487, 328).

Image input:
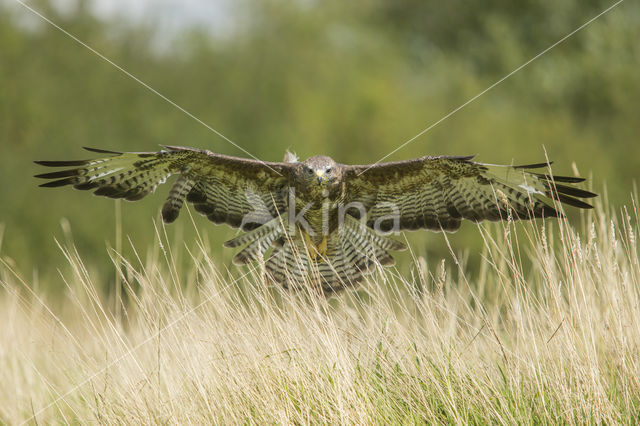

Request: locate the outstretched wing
(35, 146), (293, 229)
(343, 156), (597, 232)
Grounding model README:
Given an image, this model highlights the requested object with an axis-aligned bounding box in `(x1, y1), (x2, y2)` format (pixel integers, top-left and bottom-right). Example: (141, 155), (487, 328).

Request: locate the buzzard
(35, 146), (596, 293)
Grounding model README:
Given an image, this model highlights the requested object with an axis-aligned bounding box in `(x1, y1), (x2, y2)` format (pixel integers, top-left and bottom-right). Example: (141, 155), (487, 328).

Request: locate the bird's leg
(316, 235), (328, 259)
(302, 231), (327, 262)
(303, 231), (318, 261)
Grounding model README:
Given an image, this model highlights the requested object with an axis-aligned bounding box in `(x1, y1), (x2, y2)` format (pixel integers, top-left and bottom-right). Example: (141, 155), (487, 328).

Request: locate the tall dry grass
(0, 195), (639, 424)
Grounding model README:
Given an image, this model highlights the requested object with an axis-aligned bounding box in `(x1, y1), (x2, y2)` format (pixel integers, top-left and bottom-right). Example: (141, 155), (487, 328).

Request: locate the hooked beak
(315, 170), (325, 184)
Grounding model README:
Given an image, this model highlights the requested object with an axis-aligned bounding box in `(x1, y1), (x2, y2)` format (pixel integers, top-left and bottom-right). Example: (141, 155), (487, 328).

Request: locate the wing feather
(343, 156), (596, 232)
(35, 146), (293, 228)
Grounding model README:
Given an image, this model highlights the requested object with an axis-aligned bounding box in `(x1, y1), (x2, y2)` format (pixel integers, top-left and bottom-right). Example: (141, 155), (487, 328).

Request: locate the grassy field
(2, 0), (639, 423)
(0, 195), (638, 424)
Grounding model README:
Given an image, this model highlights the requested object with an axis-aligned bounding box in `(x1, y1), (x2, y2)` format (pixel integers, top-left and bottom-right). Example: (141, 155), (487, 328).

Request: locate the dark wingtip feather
(125, 191), (147, 201)
(550, 192), (594, 209)
(73, 182), (99, 190)
(82, 146), (122, 155)
(514, 161), (553, 170)
(94, 186), (123, 198)
(551, 176), (586, 183)
(39, 178), (76, 188)
(520, 165), (598, 210)
(34, 169), (80, 179)
(34, 159), (88, 167)
(539, 205), (562, 218)
(550, 183), (598, 199)
(533, 173), (586, 183)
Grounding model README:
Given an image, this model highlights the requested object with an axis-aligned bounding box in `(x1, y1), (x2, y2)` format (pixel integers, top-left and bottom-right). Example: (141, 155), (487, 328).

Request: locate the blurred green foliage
(0, 0), (638, 289)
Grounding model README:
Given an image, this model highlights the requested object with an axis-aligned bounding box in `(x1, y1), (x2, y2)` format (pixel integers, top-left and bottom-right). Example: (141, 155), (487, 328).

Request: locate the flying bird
(35, 146), (597, 293)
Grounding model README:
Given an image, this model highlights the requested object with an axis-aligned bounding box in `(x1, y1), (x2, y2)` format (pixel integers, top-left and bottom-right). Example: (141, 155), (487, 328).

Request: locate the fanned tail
(265, 239), (311, 290)
(263, 216), (405, 293)
(317, 216), (405, 293)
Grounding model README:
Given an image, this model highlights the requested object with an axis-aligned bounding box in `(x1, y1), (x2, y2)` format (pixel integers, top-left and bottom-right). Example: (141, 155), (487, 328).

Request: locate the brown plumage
(35, 146), (597, 293)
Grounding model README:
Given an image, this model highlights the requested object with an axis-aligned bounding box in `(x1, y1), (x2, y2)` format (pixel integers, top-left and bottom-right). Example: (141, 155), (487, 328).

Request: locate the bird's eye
(306, 167), (314, 174)
(326, 167), (332, 173)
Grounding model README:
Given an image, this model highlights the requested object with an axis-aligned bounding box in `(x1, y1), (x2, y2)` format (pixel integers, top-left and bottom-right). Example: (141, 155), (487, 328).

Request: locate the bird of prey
(35, 146), (596, 293)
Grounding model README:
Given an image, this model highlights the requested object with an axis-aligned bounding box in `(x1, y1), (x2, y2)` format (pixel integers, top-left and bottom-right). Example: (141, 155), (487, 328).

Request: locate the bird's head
(297, 155), (341, 191)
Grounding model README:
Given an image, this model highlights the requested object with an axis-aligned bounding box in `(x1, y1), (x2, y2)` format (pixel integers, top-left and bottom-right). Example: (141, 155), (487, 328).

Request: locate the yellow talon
(302, 231), (327, 262)
(317, 235), (327, 258)
(303, 231), (317, 261)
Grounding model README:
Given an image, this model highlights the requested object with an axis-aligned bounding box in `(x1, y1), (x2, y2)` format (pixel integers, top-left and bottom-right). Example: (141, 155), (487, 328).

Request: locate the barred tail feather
(265, 240), (310, 290)
(229, 219), (284, 265)
(263, 217), (405, 293)
(317, 217), (403, 292)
